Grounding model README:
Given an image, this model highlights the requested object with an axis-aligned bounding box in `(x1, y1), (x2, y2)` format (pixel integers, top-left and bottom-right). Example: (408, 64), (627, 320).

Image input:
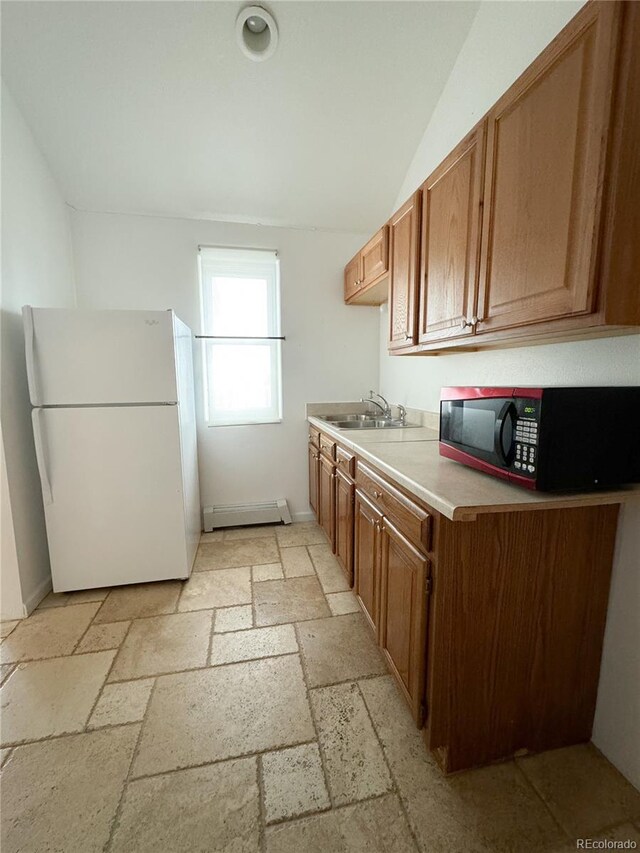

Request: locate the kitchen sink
(318, 414), (419, 430)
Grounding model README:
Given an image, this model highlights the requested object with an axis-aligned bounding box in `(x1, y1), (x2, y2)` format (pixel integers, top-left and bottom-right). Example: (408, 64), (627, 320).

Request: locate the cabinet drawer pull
(373, 489), (383, 499)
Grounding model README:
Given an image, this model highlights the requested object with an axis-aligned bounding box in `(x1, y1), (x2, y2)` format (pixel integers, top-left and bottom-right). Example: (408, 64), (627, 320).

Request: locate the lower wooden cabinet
(334, 468), (355, 585)
(307, 427), (621, 773)
(308, 442), (319, 516)
(318, 453), (335, 549)
(354, 488), (382, 635)
(379, 518), (430, 725)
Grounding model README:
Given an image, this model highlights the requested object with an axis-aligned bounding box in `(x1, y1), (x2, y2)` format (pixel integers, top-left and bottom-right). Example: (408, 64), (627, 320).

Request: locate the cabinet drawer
(336, 445), (356, 477)
(319, 433), (336, 460)
(356, 461), (431, 551)
(309, 426), (320, 448)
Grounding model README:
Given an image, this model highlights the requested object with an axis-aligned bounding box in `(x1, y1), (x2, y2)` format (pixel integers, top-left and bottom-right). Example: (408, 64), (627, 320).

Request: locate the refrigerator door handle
(32, 409), (53, 505)
(22, 305), (40, 406)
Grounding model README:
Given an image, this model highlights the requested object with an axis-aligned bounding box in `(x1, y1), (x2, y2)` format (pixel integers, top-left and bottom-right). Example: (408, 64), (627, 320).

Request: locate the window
(198, 247), (282, 426)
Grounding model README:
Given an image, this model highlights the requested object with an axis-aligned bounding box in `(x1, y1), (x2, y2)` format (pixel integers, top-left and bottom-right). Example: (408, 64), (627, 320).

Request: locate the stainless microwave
(439, 386), (640, 492)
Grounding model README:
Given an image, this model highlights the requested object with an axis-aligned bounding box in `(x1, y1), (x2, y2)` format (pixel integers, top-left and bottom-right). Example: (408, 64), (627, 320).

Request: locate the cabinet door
(361, 226), (389, 288)
(476, 3), (620, 334)
(379, 518), (430, 725)
(308, 442), (320, 518)
(354, 489), (382, 635)
(344, 253), (362, 302)
(335, 468), (355, 586)
(388, 192), (421, 351)
(318, 454), (336, 550)
(418, 124), (485, 344)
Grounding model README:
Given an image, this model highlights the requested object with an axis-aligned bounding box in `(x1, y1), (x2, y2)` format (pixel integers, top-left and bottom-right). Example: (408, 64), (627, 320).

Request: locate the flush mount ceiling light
(236, 6), (278, 62)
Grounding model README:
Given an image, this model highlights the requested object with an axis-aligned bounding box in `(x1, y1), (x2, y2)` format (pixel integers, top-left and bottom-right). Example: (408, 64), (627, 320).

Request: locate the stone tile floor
(1, 520), (639, 852)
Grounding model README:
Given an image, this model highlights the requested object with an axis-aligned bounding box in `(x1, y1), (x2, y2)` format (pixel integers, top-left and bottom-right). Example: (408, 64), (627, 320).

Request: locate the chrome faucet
(361, 390), (392, 418)
(396, 404), (407, 424)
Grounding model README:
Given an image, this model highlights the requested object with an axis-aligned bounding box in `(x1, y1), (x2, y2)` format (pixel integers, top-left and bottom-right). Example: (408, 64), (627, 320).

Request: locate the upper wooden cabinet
(476, 1), (620, 335)
(344, 226), (390, 305)
(344, 253), (361, 303)
(347, 1), (640, 352)
(388, 192), (421, 351)
(418, 124), (485, 344)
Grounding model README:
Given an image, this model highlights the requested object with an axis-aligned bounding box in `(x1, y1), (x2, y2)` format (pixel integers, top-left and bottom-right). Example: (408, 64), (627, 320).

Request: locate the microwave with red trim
(439, 387), (640, 492)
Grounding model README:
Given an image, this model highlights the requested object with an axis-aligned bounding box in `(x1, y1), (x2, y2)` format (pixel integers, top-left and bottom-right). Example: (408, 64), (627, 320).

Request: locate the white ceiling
(1, 1), (478, 232)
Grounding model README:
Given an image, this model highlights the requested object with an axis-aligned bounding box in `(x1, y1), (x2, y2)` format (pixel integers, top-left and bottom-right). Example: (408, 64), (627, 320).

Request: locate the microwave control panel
(513, 398), (541, 476)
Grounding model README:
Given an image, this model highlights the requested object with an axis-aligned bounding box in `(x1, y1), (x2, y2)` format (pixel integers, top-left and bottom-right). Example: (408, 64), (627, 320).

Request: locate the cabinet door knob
(373, 489), (383, 499)
(405, 333), (412, 340)
(461, 318), (473, 328)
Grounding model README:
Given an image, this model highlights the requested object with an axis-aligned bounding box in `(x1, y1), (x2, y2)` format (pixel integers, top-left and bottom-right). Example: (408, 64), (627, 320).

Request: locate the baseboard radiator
(203, 500), (292, 531)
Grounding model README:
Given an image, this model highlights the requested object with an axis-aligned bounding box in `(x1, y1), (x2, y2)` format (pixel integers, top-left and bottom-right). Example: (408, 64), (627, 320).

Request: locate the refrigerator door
(23, 306), (178, 406)
(34, 405), (190, 590)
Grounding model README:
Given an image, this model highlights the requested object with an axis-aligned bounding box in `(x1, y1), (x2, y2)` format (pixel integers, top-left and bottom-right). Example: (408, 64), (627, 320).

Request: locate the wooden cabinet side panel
(419, 124), (485, 343)
(598, 1), (640, 325)
(362, 226), (390, 288)
(427, 505), (619, 772)
(477, 3), (621, 334)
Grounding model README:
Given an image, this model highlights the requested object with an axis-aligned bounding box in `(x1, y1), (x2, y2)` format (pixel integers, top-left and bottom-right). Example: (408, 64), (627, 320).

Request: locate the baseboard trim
(291, 510), (315, 523)
(23, 574), (53, 616)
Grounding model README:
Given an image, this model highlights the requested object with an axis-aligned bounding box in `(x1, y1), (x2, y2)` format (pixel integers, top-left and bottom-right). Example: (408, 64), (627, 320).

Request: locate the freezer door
(23, 306), (178, 405)
(33, 405), (190, 590)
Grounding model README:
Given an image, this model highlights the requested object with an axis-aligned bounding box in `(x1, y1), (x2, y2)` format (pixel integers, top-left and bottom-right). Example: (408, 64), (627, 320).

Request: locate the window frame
(198, 247), (283, 428)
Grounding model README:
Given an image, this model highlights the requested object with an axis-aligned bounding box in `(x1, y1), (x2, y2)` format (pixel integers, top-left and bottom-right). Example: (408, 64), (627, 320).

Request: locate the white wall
(1, 425), (24, 618)
(1, 81), (77, 618)
(380, 0), (640, 788)
(70, 210), (379, 521)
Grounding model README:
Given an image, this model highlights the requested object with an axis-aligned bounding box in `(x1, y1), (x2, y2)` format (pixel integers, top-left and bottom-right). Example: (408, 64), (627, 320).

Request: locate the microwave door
(494, 401), (517, 467)
(441, 397), (513, 470)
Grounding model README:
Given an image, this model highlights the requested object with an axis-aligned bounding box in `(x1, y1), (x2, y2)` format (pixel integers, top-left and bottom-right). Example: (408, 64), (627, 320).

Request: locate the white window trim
(198, 247), (283, 427)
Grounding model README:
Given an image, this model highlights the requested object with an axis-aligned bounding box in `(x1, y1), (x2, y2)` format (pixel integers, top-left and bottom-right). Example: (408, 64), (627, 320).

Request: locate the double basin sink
(319, 413), (419, 430)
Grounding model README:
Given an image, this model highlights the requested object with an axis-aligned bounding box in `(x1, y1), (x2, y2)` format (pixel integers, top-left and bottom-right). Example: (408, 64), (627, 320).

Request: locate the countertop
(308, 415), (640, 521)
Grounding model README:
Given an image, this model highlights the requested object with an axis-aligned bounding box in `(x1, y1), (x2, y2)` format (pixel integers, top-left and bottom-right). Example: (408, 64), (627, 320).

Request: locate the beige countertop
(308, 415), (640, 522)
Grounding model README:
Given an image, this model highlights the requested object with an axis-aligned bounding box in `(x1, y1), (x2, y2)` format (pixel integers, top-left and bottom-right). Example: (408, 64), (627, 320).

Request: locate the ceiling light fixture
(236, 6), (278, 62)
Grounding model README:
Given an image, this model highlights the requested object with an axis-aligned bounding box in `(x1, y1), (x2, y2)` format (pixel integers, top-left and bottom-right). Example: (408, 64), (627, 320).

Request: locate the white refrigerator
(22, 306), (201, 592)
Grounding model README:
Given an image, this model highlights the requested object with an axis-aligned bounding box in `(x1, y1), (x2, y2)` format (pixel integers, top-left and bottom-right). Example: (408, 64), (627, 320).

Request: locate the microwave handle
(494, 401), (516, 465)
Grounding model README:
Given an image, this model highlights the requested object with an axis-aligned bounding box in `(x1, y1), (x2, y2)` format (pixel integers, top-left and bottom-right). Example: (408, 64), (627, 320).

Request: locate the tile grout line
(0, 658), (392, 750)
(104, 675), (161, 852)
(2, 625), (389, 685)
(205, 609), (216, 666)
(128, 733), (319, 784)
(256, 753), (267, 853)
(356, 679), (423, 853)
(81, 620), (137, 731)
(1, 720), (142, 753)
(292, 620), (335, 809)
(512, 759), (574, 841)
